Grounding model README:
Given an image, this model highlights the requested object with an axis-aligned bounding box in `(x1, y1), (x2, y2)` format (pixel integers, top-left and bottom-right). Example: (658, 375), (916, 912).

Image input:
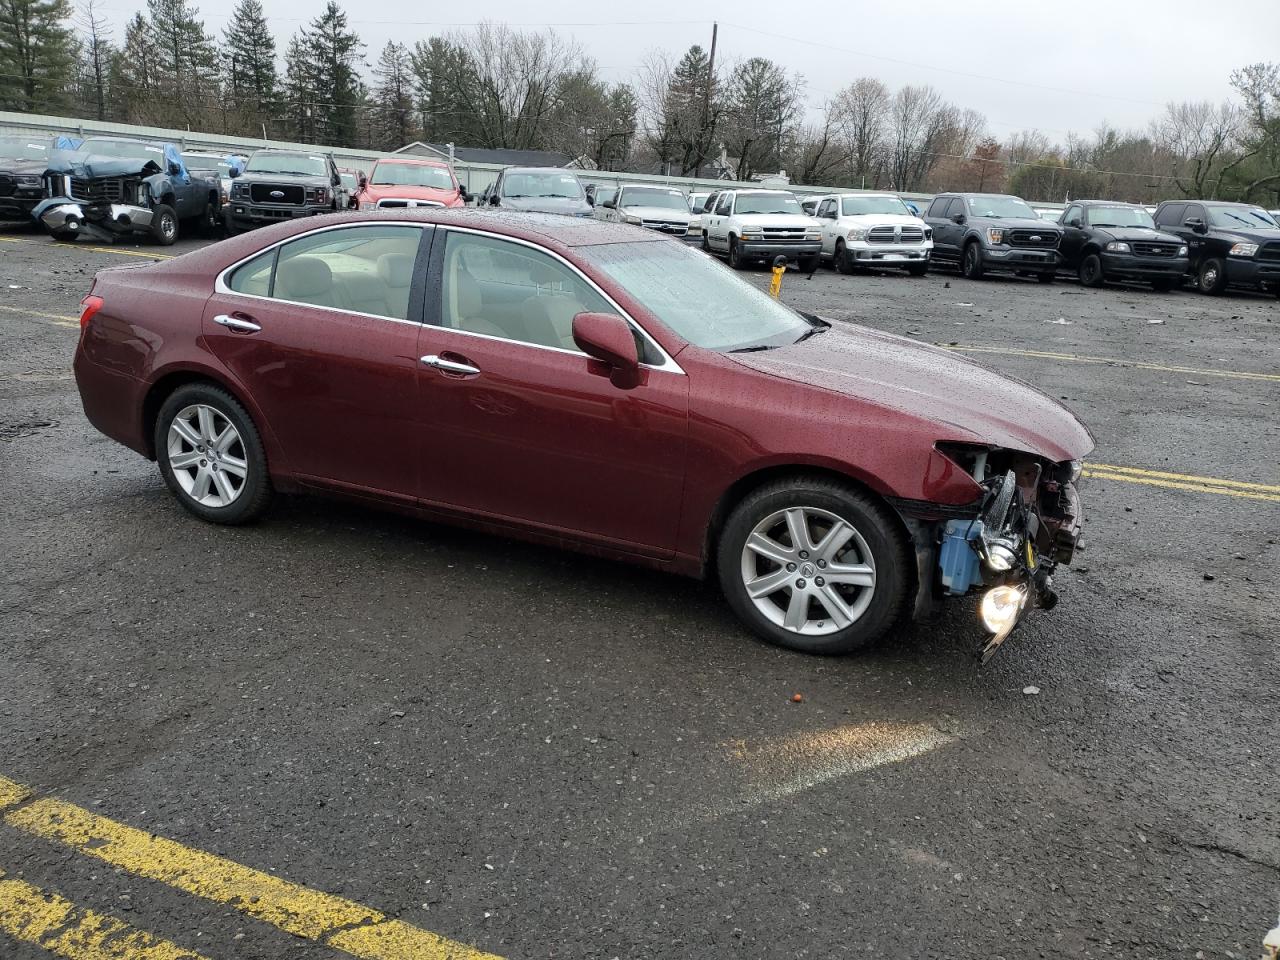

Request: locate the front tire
(1197, 257), (1227, 295)
(906, 262), (929, 277)
(835, 240), (853, 274)
(51, 229), (78, 243)
(799, 254), (819, 273)
(728, 236), (746, 270)
(156, 383), (271, 525)
(961, 241), (985, 280)
(717, 478), (910, 655)
(150, 203), (178, 245)
(1078, 253), (1104, 287)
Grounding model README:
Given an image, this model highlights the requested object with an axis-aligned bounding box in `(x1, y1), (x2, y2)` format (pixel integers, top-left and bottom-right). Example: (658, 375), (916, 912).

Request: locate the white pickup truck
(813, 193), (933, 276)
(699, 188), (823, 270)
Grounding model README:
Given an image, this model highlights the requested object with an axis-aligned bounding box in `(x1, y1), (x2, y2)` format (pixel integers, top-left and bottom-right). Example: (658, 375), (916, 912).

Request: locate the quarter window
(265, 225), (423, 320)
(439, 232), (613, 352)
(227, 249), (275, 296)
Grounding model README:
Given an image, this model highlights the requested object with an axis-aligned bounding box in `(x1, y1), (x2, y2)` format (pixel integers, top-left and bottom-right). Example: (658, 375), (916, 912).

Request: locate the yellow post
(769, 255), (787, 298)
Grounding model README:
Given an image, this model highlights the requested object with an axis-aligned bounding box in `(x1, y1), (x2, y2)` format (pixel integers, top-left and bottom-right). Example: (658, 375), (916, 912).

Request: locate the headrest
(454, 269), (482, 318)
(276, 256), (332, 299)
(377, 253), (414, 288)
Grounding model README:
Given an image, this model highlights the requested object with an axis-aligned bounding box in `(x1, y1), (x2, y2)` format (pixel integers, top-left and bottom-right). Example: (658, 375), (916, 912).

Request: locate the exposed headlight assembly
(1229, 241), (1258, 257)
(1105, 241), (1131, 253)
(985, 227), (1004, 245)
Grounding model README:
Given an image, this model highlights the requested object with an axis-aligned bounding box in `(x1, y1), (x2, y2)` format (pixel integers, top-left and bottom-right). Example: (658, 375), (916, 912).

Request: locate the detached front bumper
(37, 199), (154, 240)
(1100, 251), (1188, 279)
(737, 240), (822, 260)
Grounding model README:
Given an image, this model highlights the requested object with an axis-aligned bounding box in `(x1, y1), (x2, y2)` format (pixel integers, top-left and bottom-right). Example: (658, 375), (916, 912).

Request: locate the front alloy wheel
(717, 479), (909, 654)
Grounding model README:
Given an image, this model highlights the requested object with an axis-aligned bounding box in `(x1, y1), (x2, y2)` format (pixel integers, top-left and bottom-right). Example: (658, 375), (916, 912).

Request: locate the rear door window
(1156, 203), (1185, 227)
(715, 193), (733, 216)
(927, 196), (950, 218)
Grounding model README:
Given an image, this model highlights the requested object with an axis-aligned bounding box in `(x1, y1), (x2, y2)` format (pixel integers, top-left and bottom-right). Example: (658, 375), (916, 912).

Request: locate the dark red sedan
(73, 210), (1092, 657)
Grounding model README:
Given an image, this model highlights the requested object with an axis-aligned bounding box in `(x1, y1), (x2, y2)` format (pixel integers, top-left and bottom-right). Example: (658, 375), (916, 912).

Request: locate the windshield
(841, 196), (911, 217)
(81, 139), (164, 163)
(735, 192), (803, 216)
(502, 171), (583, 199)
(1087, 206), (1155, 228)
(579, 240), (812, 352)
(340, 173), (357, 189)
(620, 187), (688, 211)
(245, 152), (327, 177)
(967, 196), (1038, 218)
(183, 155), (231, 177)
(1206, 205), (1278, 229)
(0, 137), (48, 161)
(371, 162), (453, 189)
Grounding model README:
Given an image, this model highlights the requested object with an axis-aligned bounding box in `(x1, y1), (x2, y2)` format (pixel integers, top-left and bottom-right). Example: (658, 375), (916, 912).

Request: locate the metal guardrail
(0, 110), (1064, 214)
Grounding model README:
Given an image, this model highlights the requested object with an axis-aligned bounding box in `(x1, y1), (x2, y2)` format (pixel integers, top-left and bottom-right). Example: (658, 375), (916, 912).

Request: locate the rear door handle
(213, 313), (261, 333)
(421, 354), (480, 376)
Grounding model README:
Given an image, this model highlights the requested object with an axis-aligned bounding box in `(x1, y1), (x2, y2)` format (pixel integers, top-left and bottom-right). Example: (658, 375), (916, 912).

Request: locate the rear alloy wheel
(1197, 257), (1227, 295)
(156, 383), (271, 525)
(835, 240), (853, 275)
(728, 237), (746, 270)
(961, 241), (985, 280)
(1078, 253), (1104, 287)
(718, 479), (909, 654)
(150, 203), (178, 245)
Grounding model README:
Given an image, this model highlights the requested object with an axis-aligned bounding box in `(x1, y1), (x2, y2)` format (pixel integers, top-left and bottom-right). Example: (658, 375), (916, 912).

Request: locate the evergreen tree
(372, 40), (414, 149)
(146, 0), (219, 126)
(410, 36), (477, 145)
(305, 1), (364, 147)
(281, 32), (317, 141)
(0, 0), (77, 113)
(74, 0), (112, 119)
(109, 12), (156, 123)
(222, 0), (276, 125)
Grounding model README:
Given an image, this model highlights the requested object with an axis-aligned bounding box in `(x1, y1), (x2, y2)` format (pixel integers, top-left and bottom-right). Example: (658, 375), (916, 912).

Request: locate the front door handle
(213, 313), (261, 333)
(421, 354), (480, 376)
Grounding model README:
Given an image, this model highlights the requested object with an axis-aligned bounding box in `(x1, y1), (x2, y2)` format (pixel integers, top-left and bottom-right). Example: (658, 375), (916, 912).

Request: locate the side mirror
(489, 194), (500, 206)
(602, 199), (615, 209)
(1067, 217), (1082, 228)
(823, 210), (837, 220)
(1186, 218), (1207, 234)
(228, 167), (240, 179)
(951, 213), (966, 225)
(572, 312), (638, 373)
(457, 185), (469, 201)
(168, 161), (182, 176)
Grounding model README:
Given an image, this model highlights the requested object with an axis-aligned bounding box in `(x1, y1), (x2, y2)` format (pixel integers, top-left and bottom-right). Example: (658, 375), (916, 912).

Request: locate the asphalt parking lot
(1, 224), (1277, 960)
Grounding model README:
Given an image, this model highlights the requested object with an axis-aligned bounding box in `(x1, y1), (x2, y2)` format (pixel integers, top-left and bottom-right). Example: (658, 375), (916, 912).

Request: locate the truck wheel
(1197, 258), (1227, 295)
(197, 201), (220, 237)
(961, 241), (985, 280)
(700, 232), (710, 253)
(835, 240), (853, 275)
(728, 237), (746, 270)
(906, 262), (928, 277)
(1078, 253), (1104, 287)
(150, 203), (178, 245)
(799, 255), (819, 273)
(51, 230), (78, 243)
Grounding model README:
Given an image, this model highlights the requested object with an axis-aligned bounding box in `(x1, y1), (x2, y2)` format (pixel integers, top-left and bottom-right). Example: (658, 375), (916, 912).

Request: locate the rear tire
(155, 383), (271, 525)
(1078, 252), (1104, 287)
(717, 477), (910, 655)
(1197, 257), (1227, 295)
(961, 241), (985, 280)
(197, 201), (220, 237)
(150, 203), (178, 245)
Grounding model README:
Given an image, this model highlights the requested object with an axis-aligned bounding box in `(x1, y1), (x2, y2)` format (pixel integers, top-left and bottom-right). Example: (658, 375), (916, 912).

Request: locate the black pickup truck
(1057, 200), (1188, 290)
(0, 136), (50, 223)
(1153, 200), (1280, 296)
(36, 136), (220, 244)
(224, 149), (348, 233)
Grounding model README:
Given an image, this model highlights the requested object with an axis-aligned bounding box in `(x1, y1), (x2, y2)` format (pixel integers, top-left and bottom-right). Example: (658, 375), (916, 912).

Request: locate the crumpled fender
(31, 195), (79, 221)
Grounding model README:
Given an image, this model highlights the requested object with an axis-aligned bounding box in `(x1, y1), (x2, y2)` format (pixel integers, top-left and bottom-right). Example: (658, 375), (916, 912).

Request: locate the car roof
(374, 156), (449, 167)
(730, 188), (792, 194)
(1076, 199), (1143, 206)
(503, 166), (581, 175)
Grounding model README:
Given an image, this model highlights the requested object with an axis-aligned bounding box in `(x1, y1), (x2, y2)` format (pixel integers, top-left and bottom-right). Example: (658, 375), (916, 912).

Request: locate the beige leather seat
(377, 253), (415, 320)
(452, 270), (508, 339)
(275, 256), (349, 309)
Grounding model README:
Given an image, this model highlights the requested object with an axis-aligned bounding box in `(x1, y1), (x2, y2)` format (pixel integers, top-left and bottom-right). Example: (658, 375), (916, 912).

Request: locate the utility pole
(696, 21), (717, 178)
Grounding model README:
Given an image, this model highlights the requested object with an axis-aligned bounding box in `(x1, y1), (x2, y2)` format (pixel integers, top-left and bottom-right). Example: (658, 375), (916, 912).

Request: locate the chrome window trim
(212, 219), (685, 375)
(434, 224), (684, 375)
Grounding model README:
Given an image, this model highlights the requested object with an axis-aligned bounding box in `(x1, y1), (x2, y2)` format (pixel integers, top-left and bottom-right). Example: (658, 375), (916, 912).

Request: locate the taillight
(79, 294), (104, 330)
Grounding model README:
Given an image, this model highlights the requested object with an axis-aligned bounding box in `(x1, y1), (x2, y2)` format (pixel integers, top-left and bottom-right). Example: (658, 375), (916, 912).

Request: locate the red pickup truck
(354, 157), (467, 210)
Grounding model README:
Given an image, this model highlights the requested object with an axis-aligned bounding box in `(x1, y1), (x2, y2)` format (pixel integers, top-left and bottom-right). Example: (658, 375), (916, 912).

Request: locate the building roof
(394, 141), (574, 168)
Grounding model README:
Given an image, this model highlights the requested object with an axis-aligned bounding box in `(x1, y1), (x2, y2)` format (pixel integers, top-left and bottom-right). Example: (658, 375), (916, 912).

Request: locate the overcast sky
(99, 0), (1280, 142)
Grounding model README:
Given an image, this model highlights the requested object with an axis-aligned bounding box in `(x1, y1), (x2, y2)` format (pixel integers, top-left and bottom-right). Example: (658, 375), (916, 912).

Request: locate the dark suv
(1153, 200), (1280, 296)
(1057, 200), (1188, 291)
(225, 149), (347, 233)
(0, 136), (50, 223)
(926, 192), (1061, 282)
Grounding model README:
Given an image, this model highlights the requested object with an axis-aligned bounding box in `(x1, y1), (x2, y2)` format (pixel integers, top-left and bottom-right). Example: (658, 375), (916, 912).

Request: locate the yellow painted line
(942, 344), (1280, 383)
(4, 788), (502, 960)
(1090, 462), (1280, 495)
(0, 869), (211, 960)
(0, 235), (174, 260)
(0, 303), (80, 328)
(1084, 469), (1280, 503)
(0, 775), (31, 811)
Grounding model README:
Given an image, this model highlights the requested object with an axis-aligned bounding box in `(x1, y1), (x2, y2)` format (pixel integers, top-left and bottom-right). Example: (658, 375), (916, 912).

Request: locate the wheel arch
(141, 366), (261, 461)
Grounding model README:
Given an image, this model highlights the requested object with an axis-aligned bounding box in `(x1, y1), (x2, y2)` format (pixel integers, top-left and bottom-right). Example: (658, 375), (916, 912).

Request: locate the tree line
(1, 0), (1278, 205)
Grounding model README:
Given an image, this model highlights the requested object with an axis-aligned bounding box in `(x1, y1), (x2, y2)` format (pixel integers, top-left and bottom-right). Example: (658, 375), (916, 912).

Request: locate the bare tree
(831, 77), (888, 188)
(1154, 100), (1240, 198)
(76, 0), (112, 120)
(885, 84), (955, 191)
(791, 101), (844, 185)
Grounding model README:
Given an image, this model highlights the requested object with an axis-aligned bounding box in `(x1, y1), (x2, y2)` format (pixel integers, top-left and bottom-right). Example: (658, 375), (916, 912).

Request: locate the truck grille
(867, 225), (925, 244)
(759, 227), (810, 243)
(69, 176), (131, 203)
(1131, 241), (1181, 257)
(1258, 242), (1280, 262)
(250, 183), (305, 205)
(1007, 229), (1060, 248)
(640, 219), (687, 233)
(376, 198), (444, 209)
(0, 176), (13, 197)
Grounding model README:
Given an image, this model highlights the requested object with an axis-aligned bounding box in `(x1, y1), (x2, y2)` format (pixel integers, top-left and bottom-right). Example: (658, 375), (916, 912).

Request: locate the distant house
(393, 141), (576, 168)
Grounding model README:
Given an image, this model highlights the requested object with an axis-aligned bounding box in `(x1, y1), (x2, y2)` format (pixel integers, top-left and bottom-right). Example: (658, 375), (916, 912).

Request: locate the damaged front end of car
(924, 444), (1084, 662)
(33, 157), (159, 242)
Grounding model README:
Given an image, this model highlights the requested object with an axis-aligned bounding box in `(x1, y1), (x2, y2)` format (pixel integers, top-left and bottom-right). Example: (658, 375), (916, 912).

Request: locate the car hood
(1098, 226), (1184, 244)
(735, 213), (820, 228)
(1213, 225), (1280, 242)
(983, 217), (1061, 231)
(502, 195), (592, 216)
(730, 323), (1093, 463)
(619, 205), (691, 222)
(238, 171), (327, 185)
(838, 213), (925, 228)
(0, 157), (48, 175)
(363, 183), (458, 203)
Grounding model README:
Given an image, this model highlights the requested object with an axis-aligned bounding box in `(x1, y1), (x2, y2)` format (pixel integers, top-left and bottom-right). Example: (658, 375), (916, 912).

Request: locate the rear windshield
(245, 153), (328, 177)
(1206, 206), (1277, 229)
(371, 163), (453, 189)
(735, 192), (803, 215)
